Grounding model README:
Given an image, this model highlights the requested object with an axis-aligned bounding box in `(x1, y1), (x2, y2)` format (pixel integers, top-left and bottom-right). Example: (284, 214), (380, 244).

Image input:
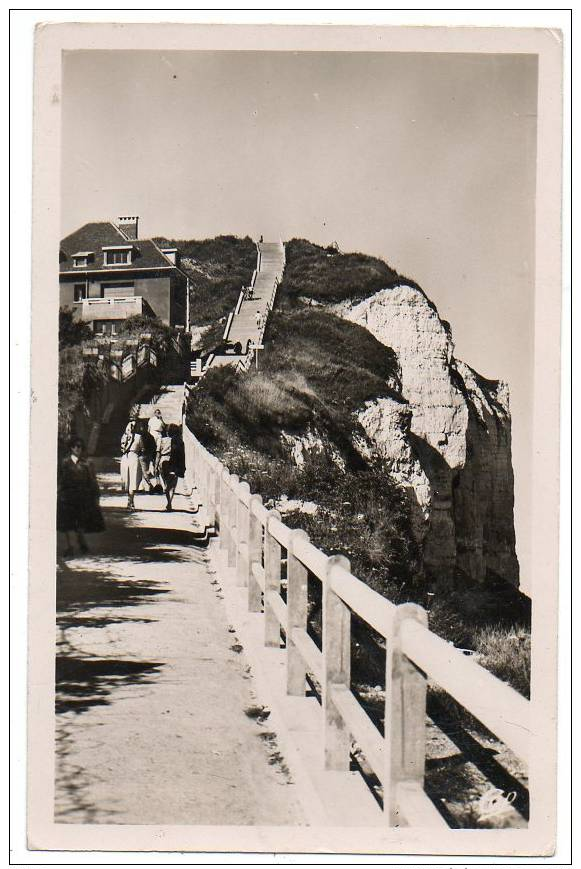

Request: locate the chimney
(117, 215), (139, 240)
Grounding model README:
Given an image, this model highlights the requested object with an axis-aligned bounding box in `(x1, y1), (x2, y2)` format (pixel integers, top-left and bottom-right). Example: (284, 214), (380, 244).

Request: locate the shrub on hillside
(154, 234), (256, 327)
(187, 306), (405, 472)
(115, 314), (177, 348)
(59, 307), (92, 349)
(279, 238), (401, 304)
(58, 345), (108, 443)
(195, 321), (226, 354)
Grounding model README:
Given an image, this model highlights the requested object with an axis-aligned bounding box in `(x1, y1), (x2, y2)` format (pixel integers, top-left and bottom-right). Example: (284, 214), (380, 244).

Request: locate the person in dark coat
(155, 424), (186, 512)
(135, 418), (156, 493)
(57, 436), (105, 555)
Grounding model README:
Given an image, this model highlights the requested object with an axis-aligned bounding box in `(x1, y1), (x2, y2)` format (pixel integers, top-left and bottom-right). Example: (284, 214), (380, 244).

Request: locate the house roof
(60, 222), (182, 274)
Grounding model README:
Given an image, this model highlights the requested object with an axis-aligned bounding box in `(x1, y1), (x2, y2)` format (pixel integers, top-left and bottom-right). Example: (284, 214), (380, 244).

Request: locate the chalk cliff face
(333, 285), (519, 588)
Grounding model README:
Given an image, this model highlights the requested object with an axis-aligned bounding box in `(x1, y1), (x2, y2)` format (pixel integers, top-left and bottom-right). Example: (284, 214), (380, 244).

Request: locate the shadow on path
(56, 655), (163, 715)
(57, 565), (167, 617)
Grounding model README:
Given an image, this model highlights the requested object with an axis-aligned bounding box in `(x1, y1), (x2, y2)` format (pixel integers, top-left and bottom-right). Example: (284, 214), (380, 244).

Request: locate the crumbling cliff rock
(333, 284), (519, 588)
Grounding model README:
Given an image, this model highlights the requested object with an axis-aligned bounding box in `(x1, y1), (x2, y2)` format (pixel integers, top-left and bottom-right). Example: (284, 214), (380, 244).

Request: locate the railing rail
(234, 289), (245, 316)
(222, 311), (234, 342)
(181, 424), (530, 827)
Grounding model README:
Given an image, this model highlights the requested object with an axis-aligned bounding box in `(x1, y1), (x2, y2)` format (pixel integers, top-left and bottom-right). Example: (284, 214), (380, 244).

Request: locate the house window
(105, 250), (129, 265)
(73, 284), (87, 302)
(103, 246), (133, 265)
(72, 251), (92, 268)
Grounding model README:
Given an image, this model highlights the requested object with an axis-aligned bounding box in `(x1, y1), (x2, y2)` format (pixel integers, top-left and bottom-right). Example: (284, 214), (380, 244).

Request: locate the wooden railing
(222, 311), (234, 343)
(234, 289), (245, 316)
(182, 423), (530, 827)
(235, 269), (282, 374)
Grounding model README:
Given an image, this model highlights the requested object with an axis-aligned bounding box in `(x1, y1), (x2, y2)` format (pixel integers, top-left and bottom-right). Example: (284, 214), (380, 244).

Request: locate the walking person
(255, 310), (262, 330)
(120, 419), (144, 511)
(148, 408), (165, 449)
(136, 419), (156, 493)
(155, 424), (185, 512)
(57, 437), (105, 556)
(147, 409), (166, 491)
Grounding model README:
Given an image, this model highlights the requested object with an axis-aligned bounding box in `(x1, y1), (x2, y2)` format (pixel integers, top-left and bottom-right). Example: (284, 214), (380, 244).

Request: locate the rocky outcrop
(333, 285), (519, 588)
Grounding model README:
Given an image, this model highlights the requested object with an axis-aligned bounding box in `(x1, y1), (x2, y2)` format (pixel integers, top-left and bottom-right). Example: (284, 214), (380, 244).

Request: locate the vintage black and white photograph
(26, 21), (564, 856)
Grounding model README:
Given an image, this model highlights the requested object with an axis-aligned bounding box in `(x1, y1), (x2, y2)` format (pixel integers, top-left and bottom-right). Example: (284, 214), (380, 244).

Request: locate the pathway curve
(55, 464), (305, 826)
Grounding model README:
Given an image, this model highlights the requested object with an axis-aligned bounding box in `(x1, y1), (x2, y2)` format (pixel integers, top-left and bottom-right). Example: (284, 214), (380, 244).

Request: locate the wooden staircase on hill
(209, 240), (285, 372)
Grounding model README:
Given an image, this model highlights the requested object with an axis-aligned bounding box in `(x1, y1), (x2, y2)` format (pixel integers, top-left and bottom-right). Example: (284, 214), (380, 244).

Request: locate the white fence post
(213, 458), (222, 531)
(202, 458), (210, 520)
(220, 469), (230, 555)
(236, 482), (250, 587)
(384, 602), (428, 824)
(323, 554), (352, 771)
(248, 495), (264, 612)
(227, 474), (239, 568)
(264, 510), (282, 647)
(286, 528), (310, 696)
(190, 445), (201, 512)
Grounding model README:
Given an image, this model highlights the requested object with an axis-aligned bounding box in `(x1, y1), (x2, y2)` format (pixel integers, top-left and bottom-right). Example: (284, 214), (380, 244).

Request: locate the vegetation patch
(474, 625), (530, 699)
(278, 238), (402, 304)
(58, 344), (108, 444)
(59, 308), (93, 350)
(154, 234), (256, 326)
(115, 314), (177, 349)
(187, 303), (404, 457)
(186, 303), (421, 601)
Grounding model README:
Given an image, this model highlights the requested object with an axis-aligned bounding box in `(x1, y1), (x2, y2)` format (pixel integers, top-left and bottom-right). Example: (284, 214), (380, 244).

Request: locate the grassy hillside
(278, 238), (401, 304)
(154, 234), (256, 326)
(188, 304), (403, 461)
(188, 303), (421, 598)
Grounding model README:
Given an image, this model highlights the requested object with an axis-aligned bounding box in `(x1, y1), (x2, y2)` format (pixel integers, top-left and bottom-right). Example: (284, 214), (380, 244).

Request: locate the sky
(62, 50), (538, 589)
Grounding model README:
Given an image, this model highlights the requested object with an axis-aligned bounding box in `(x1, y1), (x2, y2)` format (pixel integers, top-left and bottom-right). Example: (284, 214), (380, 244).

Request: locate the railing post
(384, 602), (428, 824)
(264, 510), (282, 647)
(199, 455), (208, 511)
(323, 555), (352, 771)
(286, 528), (310, 696)
(190, 443), (200, 509)
(248, 495), (264, 612)
(204, 457), (212, 526)
(213, 458), (222, 531)
(236, 482), (250, 587)
(219, 469), (230, 554)
(204, 458), (212, 516)
(202, 453), (210, 512)
(227, 474), (239, 568)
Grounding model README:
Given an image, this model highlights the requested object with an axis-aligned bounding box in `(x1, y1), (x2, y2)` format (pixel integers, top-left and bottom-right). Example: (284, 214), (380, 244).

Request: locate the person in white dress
(120, 420), (144, 510)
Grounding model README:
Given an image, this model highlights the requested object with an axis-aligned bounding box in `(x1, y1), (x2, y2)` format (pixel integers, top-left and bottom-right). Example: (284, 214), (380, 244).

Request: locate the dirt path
(55, 465), (305, 826)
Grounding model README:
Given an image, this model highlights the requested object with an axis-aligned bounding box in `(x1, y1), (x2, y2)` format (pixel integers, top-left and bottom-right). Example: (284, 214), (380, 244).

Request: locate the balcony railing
(75, 296), (144, 321)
